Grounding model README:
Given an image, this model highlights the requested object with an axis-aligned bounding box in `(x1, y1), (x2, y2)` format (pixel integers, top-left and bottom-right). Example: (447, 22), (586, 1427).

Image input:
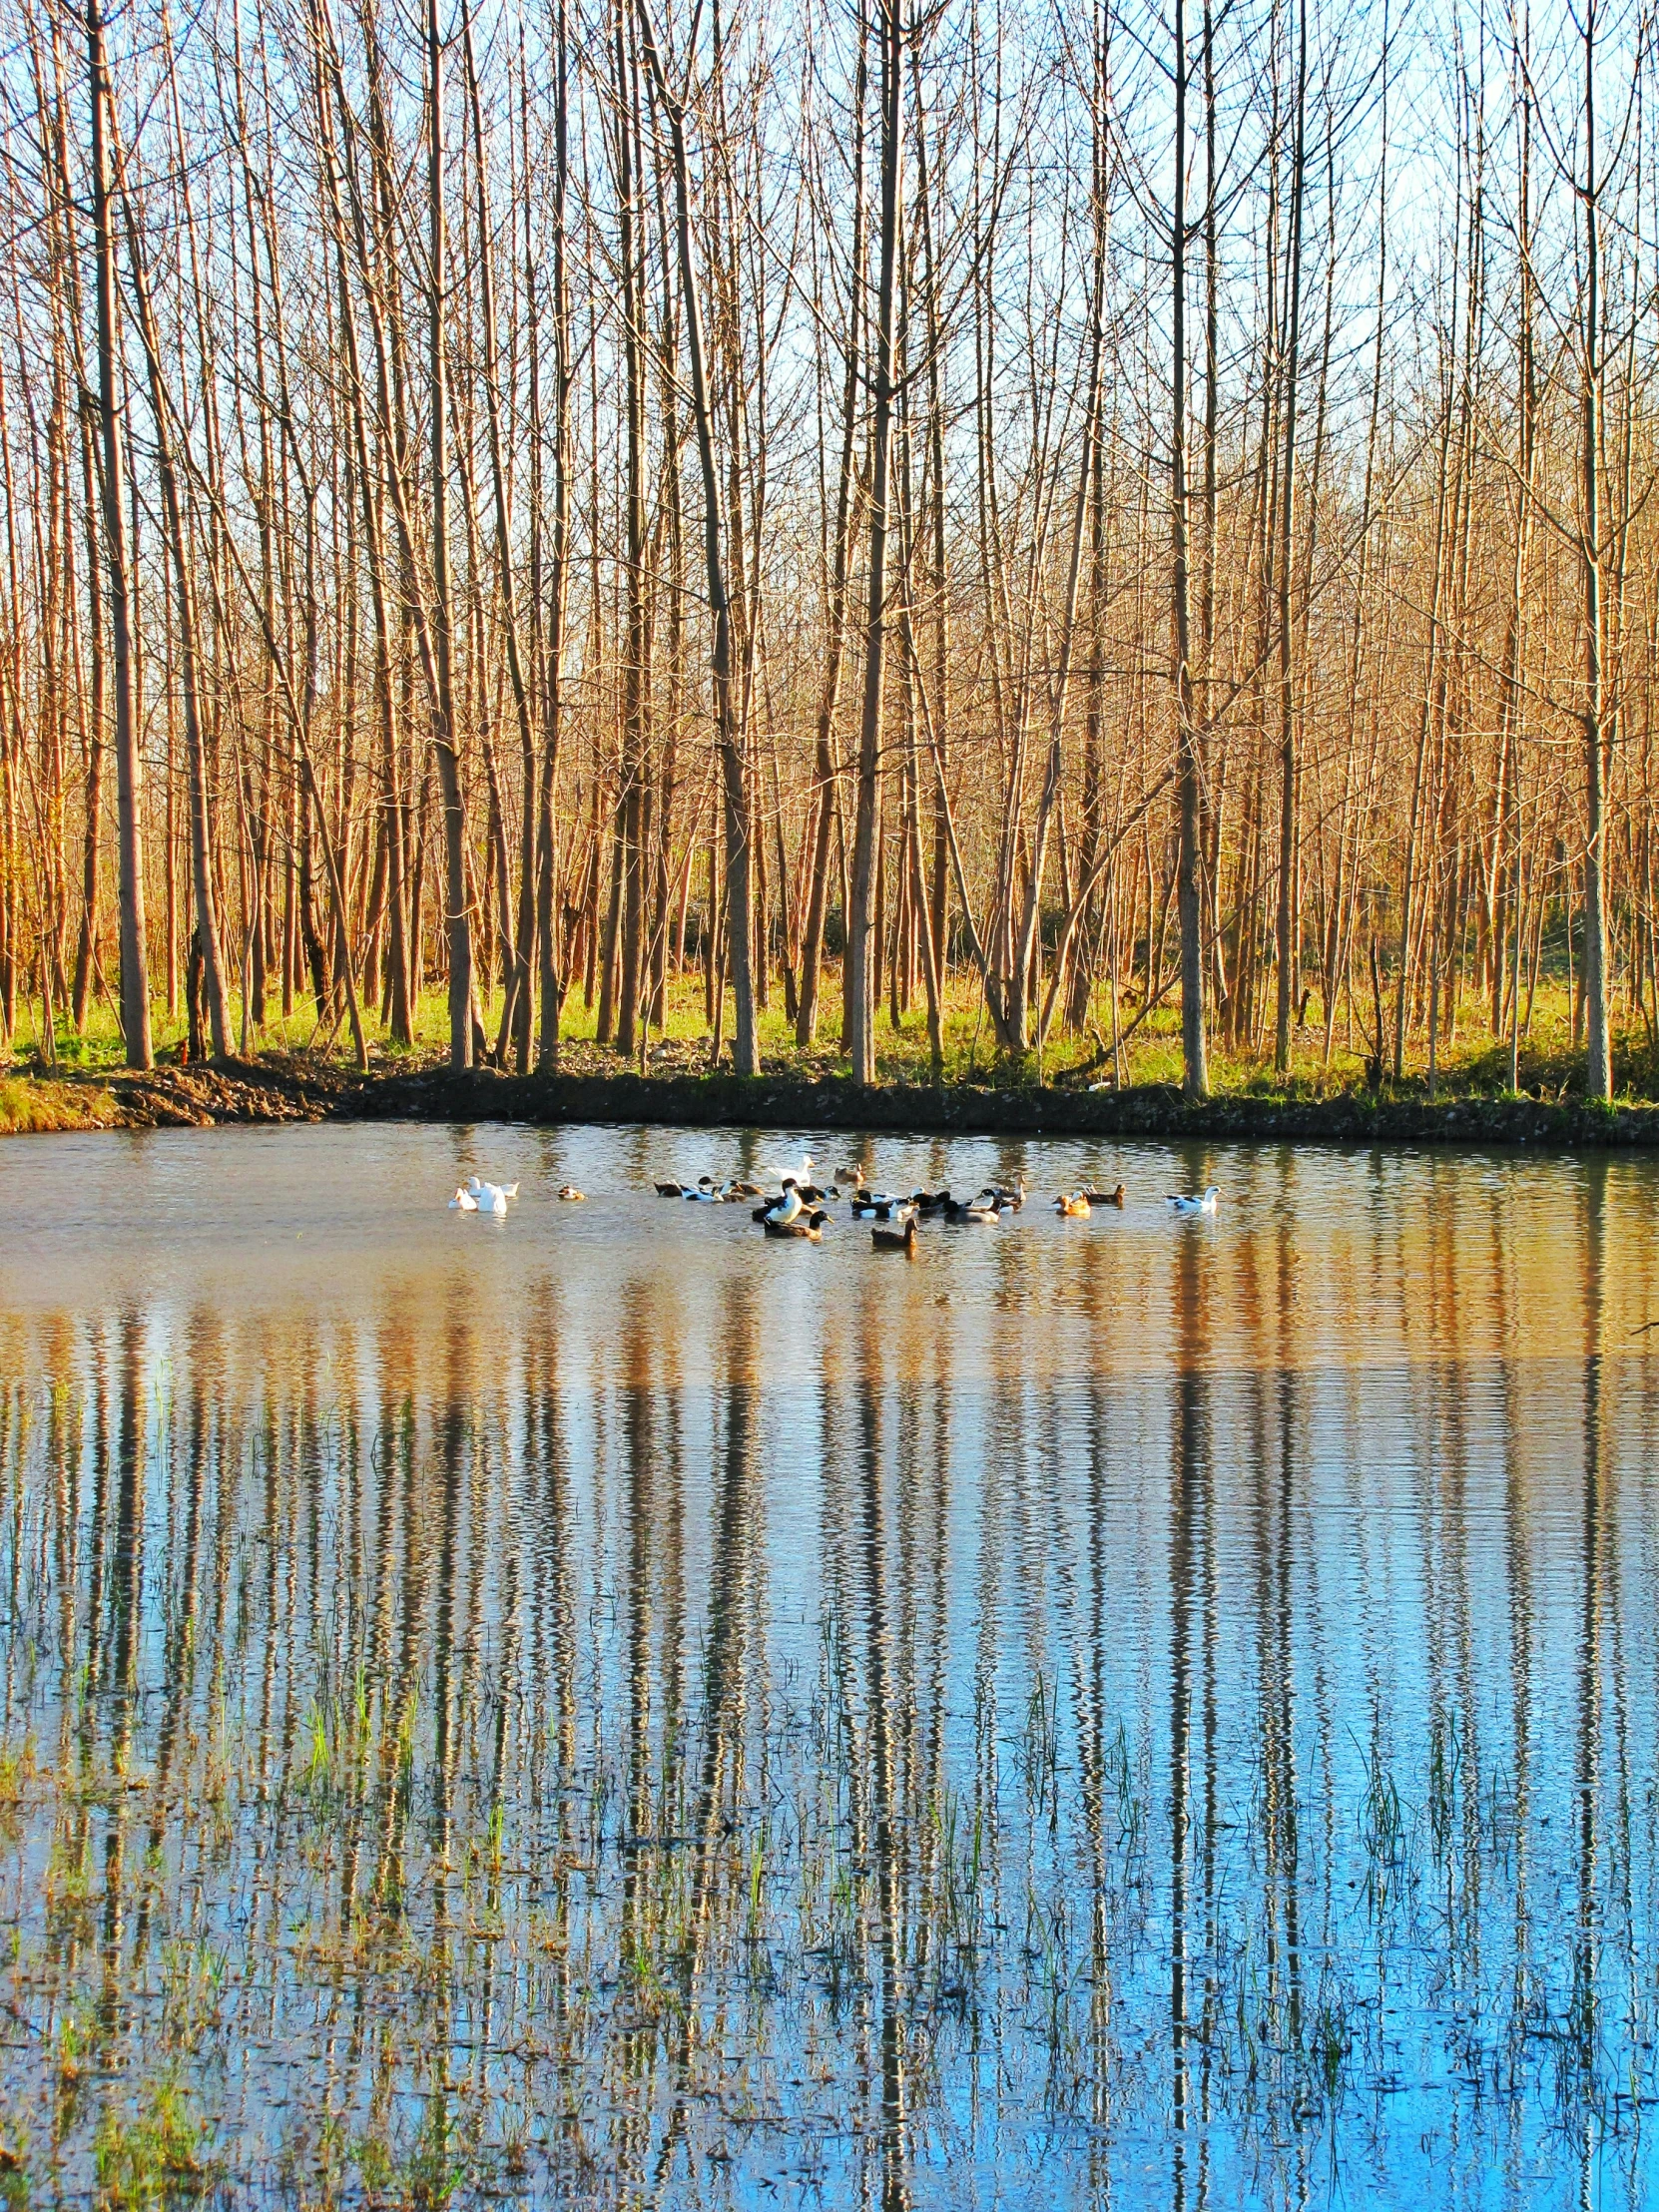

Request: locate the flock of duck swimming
(447, 1157), (1220, 1247)
(448, 1174), (521, 1216)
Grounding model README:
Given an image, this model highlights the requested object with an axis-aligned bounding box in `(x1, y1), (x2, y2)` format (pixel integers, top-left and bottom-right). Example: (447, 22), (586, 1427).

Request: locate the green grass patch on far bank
(4, 959), (1659, 1118)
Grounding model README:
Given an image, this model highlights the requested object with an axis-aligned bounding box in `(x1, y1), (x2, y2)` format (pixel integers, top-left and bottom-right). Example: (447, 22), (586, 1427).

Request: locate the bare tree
(86, 0), (149, 1065)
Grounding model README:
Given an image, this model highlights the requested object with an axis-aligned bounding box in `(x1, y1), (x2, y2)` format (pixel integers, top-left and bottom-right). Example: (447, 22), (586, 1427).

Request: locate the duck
(945, 1194), (1001, 1224)
(754, 1181), (804, 1226)
(1053, 1191), (1091, 1218)
(448, 1186), (478, 1212)
(834, 1165), (864, 1188)
(763, 1155), (815, 1188)
(683, 1177), (727, 1202)
(466, 1176), (519, 1204)
(1167, 1186), (1219, 1214)
(765, 1206), (830, 1242)
(911, 1188), (951, 1215)
(655, 1178), (687, 1197)
(969, 1182), (1019, 1213)
(871, 1216), (919, 1253)
(851, 1190), (910, 1221)
(557, 1186), (585, 1202)
(1084, 1184), (1126, 1207)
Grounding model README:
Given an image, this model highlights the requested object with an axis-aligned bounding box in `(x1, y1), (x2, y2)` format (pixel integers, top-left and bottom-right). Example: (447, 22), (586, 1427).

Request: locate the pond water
(2, 1121), (1659, 2208)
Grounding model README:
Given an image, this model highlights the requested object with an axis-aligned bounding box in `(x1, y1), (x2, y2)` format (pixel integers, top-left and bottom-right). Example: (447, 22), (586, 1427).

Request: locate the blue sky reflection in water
(2, 1121), (1659, 2209)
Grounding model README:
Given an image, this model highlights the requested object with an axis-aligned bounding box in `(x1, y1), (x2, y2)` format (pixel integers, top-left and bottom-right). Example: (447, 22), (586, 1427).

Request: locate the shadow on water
(0, 1124), (1658, 2205)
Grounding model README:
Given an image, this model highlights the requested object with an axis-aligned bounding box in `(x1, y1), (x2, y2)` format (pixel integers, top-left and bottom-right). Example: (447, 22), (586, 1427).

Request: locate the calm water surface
(2, 1122), (1659, 2209)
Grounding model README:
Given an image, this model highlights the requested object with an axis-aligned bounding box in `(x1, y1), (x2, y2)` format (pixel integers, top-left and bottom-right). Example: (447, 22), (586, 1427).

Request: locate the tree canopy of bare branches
(0, 0), (1654, 1098)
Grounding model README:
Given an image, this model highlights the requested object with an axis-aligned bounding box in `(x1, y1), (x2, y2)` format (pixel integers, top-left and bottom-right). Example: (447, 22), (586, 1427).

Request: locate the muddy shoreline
(4, 1055), (1657, 1149)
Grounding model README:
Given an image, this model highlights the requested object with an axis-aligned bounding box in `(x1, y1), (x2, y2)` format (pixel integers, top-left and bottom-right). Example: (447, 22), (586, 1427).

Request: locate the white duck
(1167, 1186), (1219, 1215)
(448, 1186), (478, 1212)
(763, 1154), (815, 1188)
(466, 1175), (519, 1205)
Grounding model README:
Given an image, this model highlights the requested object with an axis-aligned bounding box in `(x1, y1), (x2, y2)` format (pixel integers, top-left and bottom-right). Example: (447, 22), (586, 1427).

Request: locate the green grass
(92, 2082), (211, 2207)
(0, 1077), (118, 1134)
(5, 959), (1658, 1108)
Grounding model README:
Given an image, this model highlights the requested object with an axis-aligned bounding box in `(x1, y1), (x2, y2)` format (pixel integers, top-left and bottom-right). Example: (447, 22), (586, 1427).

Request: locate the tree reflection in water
(0, 1127), (1657, 2207)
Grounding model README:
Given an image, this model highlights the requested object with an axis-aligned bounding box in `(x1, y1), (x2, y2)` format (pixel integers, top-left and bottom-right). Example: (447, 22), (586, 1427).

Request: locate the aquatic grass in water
(0, 1125), (1656, 2204)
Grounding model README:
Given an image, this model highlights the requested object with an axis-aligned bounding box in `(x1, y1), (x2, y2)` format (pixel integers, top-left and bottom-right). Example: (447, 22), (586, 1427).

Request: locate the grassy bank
(0, 1077), (118, 1134)
(5, 970), (1659, 1145)
(12, 961), (1659, 1093)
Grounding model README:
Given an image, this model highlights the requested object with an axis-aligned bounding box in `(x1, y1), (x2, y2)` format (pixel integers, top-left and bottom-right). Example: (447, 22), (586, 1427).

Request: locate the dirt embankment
(4, 1055), (1658, 1151)
(0, 1058), (359, 1134)
(352, 1066), (1659, 1149)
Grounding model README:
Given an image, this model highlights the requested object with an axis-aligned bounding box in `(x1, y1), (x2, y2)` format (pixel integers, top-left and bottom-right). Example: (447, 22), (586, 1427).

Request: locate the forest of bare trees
(0, 0), (1655, 1098)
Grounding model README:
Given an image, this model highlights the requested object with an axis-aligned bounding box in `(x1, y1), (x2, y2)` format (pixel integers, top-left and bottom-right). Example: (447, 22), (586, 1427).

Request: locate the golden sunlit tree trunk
(87, 0), (150, 1067)
(1172, 0), (1209, 1098)
(846, 0), (904, 1087)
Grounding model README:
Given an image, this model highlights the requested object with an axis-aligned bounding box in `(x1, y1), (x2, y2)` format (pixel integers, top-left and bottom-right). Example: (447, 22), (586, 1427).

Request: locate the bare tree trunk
(537, 0), (571, 1067)
(120, 193), (232, 1056)
(88, 0), (150, 1066)
(1495, 19), (1534, 1061)
(1394, 333), (1455, 1080)
(846, 0), (904, 1086)
(462, 1), (537, 1070)
(1580, 0), (1611, 1097)
(71, 404), (104, 1033)
(1172, 0), (1209, 1097)
(427, 0), (473, 1068)
(637, 0), (757, 1075)
(797, 24), (868, 1048)
(613, 0), (649, 1059)
(1272, 0), (1308, 1075)
(1004, 223), (1102, 1054)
